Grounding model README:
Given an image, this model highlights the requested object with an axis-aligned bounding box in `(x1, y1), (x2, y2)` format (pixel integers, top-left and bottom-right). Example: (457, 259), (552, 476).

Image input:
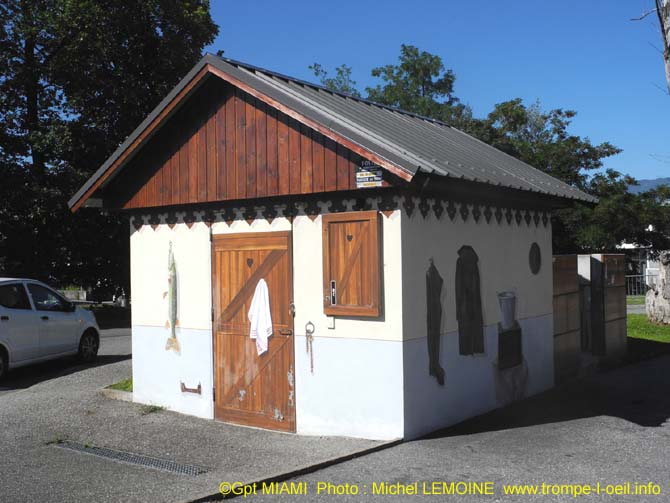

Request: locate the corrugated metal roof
(69, 54), (596, 209)
(219, 56), (595, 203)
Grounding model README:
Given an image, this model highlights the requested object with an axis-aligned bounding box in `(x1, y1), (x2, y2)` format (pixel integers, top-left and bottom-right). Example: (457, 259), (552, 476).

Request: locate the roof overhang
(69, 54), (414, 212)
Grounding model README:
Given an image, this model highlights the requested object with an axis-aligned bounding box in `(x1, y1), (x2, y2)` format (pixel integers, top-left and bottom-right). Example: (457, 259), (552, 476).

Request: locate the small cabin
(70, 54), (594, 440)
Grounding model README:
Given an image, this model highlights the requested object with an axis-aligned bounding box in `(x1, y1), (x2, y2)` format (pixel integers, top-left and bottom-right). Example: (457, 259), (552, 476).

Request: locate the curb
(182, 438), (403, 502)
(99, 387), (133, 403)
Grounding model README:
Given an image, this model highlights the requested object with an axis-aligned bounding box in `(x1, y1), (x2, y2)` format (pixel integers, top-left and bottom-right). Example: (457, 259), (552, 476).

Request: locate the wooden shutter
(322, 211), (381, 317)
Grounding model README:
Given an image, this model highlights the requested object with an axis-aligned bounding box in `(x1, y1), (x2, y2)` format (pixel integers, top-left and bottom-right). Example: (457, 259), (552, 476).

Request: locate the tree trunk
(646, 251), (670, 323)
(657, 0), (670, 93)
(21, 0), (44, 180)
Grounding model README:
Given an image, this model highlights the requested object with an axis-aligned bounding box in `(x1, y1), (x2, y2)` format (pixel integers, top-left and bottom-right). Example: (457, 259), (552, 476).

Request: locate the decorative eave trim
(127, 188), (552, 232)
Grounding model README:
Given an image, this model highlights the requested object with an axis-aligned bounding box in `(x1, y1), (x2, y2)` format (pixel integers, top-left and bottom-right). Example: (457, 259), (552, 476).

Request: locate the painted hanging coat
(455, 245), (484, 355)
(426, 260), (445, 385)
(164, 242), (181, 353)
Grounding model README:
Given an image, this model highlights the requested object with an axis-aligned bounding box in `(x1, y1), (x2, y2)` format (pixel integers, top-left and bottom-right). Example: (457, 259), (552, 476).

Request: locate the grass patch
(45, 435), (67, 445)
(140, 404), (165, 415)
(627, 295), (646, 305)
(628, 314), (670, 343)
(107, 377), (133, 392)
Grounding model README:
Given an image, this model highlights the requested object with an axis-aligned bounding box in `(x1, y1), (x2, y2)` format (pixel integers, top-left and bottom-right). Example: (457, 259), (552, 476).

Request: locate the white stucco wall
(291, 210), (404, 440)
(130, 220), (214, 418)
(130, 207), (404, 439)
(400, 204), (554, 438)
(211, 209), (404, 440)
(128, 200), (555, 441)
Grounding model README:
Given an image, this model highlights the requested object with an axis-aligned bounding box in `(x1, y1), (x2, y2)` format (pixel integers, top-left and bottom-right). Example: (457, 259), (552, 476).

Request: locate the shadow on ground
(1, 354), (131, 392)
(425, 346), (670, 440)
(90, 306), (131, 329)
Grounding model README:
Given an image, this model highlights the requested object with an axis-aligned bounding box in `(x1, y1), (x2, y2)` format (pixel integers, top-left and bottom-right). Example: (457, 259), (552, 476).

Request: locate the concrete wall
(400, 203), (554, 438)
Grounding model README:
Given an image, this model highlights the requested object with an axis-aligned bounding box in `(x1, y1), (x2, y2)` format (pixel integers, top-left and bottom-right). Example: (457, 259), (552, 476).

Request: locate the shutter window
(322, 210), (381, 317)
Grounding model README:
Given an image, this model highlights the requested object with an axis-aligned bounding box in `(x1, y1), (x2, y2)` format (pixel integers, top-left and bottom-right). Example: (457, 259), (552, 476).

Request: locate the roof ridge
(216, 54), (454, 128)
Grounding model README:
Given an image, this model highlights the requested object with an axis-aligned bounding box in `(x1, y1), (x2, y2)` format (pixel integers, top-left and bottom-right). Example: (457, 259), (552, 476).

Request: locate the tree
(366, 44), (472, 128)
(0, 1), (218, 293)
(467, 99), (621, 190)
(309, 45), (669, 255)
(309, 63), (361, 97)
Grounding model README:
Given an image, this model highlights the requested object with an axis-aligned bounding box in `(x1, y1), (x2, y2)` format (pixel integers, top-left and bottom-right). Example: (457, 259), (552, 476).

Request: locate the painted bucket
(498, 291), (516, 330)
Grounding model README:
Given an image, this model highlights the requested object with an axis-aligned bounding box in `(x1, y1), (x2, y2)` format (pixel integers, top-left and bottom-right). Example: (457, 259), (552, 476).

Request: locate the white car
(0, 278), (100, 380)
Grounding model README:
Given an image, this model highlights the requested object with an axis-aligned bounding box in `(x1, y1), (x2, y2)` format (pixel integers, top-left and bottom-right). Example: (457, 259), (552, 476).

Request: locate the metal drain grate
(54, 441), (209, 476)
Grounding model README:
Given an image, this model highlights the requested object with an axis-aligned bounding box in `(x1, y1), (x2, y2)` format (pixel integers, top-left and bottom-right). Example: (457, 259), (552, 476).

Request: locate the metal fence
(625, 274), (658, 296)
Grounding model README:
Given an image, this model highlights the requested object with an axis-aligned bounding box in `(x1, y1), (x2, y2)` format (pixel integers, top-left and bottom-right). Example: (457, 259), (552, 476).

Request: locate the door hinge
(211, 308), (214, 322)
(212, 387), (215, 402)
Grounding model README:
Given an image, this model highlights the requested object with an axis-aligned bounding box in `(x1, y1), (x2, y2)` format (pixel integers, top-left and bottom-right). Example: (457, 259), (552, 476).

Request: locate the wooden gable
(105, 77), (390, 210)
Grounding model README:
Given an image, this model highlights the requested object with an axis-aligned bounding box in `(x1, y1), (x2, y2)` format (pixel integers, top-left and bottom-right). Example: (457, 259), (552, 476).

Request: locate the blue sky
(206, 0), (669, 181)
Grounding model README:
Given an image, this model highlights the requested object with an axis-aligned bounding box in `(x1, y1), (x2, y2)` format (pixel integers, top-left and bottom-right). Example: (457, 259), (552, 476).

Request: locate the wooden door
(212, 231), (295, 431)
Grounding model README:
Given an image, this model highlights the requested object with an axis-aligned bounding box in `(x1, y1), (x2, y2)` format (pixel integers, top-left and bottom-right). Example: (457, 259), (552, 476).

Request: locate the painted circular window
(529, 242), (541, 274)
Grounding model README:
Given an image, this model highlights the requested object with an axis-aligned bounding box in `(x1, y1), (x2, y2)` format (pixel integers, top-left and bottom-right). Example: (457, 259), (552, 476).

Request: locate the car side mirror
(67, 302), (77, 312)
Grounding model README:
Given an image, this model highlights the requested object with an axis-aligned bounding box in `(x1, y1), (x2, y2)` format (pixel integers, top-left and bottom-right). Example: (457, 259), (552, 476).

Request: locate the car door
(26, 283), (77, 356)
(0, 282), (40, 362)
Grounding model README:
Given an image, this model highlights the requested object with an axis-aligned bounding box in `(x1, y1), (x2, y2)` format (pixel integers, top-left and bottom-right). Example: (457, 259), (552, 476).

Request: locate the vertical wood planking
(197, 104), (208, 203)
(225, 90), (236, 200)
(324, 137), (338, 192)
(215, 95), (227, 199)
(266, 108), (278, 196)
(118, 82), (375, 209)
(235, 89), (247, 199)
(300, 124), (313, 193)
(336, 143), (349, 190)
(312, 131), (324, 193)
(245, 95), (257, 198)
(288, 118), (301, 194)
(256, 101), (267, 197)
(179, 132), (189, 205)
(206, 102), (218, 201)
(277, 114), (290, 195)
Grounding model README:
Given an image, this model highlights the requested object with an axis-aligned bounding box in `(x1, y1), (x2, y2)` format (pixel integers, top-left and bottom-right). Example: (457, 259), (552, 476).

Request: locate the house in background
(70, 54), (594, 440)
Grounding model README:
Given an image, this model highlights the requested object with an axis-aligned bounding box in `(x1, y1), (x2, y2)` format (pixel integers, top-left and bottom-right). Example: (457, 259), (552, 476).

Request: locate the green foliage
(108, 377), (133, 392)
(628, 314), (670, 343)
(310, 45), (669, 254)
(140, 404), (165, 415)
(627, 296), (645, 305)
(309, 63), (361, 97)
(0, 1), (218, 291)
(365, 44), (472, 128)
(466, 99), (621, 190)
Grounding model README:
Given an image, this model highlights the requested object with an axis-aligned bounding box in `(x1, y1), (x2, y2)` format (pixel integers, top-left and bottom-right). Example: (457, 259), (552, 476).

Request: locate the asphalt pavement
(0, 328), (131, 397)
(0, 329), (384, 503)
(214, 354), (670, 503)
(2, 328), (670, 503)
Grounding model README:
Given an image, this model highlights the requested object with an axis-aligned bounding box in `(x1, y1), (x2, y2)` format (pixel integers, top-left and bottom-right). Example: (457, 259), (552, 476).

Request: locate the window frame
(321, 210), (382, 317)
(0, 282), (33, 311)
(26, 282), (72, 313)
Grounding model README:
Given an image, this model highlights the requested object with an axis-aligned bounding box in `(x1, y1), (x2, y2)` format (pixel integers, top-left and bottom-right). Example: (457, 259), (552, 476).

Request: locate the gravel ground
(0, 330), (383, 503)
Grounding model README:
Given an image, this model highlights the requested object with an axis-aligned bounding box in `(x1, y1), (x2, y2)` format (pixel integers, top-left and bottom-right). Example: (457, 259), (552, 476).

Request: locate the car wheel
(0, 349), (7, 381)
(78, 330), (99, 363)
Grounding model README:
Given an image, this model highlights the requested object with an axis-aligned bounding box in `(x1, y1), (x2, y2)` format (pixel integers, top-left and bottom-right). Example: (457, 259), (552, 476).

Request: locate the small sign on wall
(355, 160), (384, 188)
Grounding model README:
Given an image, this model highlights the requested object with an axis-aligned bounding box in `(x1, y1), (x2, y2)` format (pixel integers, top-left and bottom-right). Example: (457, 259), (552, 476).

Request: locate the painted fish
(164, 242), (181, 353)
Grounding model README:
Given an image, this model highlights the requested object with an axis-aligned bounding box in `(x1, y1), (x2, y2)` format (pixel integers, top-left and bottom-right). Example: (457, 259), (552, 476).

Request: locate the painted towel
(248, 279), (273, 355)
